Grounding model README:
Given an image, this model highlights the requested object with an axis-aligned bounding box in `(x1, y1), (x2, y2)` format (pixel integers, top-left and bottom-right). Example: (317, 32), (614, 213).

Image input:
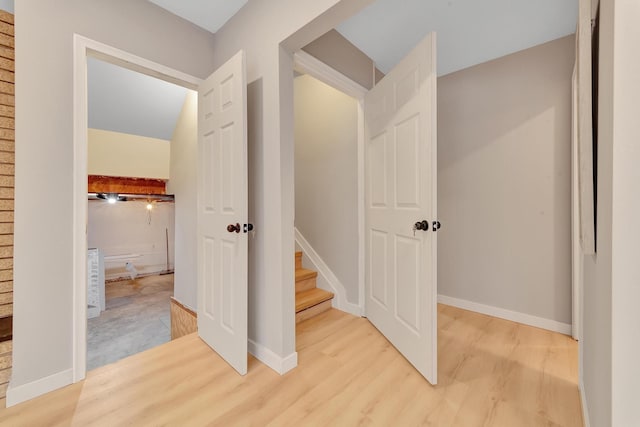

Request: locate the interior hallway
(0, 305), (582, 426)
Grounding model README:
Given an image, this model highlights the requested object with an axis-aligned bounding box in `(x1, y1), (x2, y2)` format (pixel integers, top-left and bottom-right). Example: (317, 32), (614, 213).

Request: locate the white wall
(211, 0), (373, 361)
(582, 0), (640, 425)
(167, 91), (198, 310)
(437, 35), (575, 327)
(88, 128), (170, 179)
(88, 200), (175, 280)
(294, 74), (359, 302)
(13, 0), (215, 397)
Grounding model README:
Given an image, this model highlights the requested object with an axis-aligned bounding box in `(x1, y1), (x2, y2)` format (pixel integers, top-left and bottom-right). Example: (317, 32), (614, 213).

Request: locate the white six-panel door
(197, 50), (249, 375)
(365, 33), (438, 384)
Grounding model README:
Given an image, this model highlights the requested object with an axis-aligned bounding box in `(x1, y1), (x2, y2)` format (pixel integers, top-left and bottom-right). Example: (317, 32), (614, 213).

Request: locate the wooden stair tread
(295, 268), (317, 282)
(295, 288), (334, 313)
(295, 251), (302, 258)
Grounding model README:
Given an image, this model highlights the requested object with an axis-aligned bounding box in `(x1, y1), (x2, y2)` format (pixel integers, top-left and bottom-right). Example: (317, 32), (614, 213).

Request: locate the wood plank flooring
(0, 305), (582, 426)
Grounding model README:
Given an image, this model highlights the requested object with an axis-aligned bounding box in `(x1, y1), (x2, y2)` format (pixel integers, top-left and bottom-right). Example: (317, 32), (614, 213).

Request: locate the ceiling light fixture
(95, 192), (127, 203)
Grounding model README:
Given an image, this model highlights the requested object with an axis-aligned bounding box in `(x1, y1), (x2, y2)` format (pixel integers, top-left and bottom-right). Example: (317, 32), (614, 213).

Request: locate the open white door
(197, 50), (248, 375)
(364, 33), (438, 384)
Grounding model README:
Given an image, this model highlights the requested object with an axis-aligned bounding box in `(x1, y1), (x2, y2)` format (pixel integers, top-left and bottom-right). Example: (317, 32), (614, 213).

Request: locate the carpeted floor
(87, 274), (174, 371)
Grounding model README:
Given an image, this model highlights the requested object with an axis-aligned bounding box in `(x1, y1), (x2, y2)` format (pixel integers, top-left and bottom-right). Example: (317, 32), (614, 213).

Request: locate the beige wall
(166, 91), (198, 310)
(294, 74), (358, 302)
(582, 1), (612, 425)
(88, 128), (170, 179)
(582, 0), (640, 425)
(438, 35), (575, 325)
(581, 0), (613, 422)
(302, 29), (375, 89)
(609, 0), (640, 423)
(13, 0), (215, 396)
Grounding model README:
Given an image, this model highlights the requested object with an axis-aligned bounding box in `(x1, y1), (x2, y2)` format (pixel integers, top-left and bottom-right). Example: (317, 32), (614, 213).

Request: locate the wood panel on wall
(170, 298), (197, 340)
(0, 9), (14, 404)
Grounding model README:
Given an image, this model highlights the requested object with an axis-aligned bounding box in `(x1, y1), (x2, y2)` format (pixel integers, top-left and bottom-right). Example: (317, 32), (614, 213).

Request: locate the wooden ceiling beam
(88, 175), (167, 195)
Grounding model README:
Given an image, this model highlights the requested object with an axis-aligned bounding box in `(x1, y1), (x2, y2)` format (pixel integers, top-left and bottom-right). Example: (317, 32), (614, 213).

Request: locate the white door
(365, 33), (438, 384)
(197, 50), (248, 375)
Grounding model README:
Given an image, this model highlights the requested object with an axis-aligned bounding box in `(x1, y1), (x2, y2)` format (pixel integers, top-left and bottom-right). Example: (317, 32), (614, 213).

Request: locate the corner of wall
(247, 339), (297, 375)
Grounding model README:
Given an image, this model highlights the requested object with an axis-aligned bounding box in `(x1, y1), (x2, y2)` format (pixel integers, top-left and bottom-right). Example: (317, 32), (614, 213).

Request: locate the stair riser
(296, 277), (316, 294)
(295, 254), (303, 270)
(296, 299), (332, 324)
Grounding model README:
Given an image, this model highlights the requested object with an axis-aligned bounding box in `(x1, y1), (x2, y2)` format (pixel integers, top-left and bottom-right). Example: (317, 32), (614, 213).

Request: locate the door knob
(243, 223), (254, 233)
(227, 223), (241, 233)
(432, 221), (441, 231)
(414, 220), (429, 231)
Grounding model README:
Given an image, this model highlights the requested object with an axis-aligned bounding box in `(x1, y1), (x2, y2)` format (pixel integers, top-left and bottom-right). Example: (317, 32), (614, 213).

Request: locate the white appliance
(87, 248), (105, 318)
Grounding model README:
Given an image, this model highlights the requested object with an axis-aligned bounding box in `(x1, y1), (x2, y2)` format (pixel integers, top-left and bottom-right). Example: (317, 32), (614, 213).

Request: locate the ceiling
(88, 57), (191, 141)
(90, 0), (247, 141)
(0, 0), (13, 14)
(148, 0), (247, 34)
(337, 0), (578, 76)
(148, 0), (577, 76)
(90, 0), (578, 140)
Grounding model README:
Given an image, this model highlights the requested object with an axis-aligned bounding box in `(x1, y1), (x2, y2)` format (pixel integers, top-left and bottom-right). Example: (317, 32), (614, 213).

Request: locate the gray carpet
(87, 274), (173, 371)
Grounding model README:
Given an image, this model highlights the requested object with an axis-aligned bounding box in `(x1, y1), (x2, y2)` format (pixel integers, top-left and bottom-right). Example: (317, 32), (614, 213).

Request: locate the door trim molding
(293, 50), (367, 314)
(293, 51), (368, 99)
(579, 377), (591, 427)
(72, 34), (201, 384)
(571, 65), (582, 342)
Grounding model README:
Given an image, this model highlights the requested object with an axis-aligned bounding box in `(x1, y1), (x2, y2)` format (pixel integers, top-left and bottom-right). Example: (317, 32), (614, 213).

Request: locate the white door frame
(292, 50), (367, 314)
(571, 65), (582, 342)
(72, 34), (202, 382)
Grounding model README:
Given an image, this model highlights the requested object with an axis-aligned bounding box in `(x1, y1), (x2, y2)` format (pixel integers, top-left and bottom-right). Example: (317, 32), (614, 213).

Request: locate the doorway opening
(73, 35), (201, 380)
(292, 72), (361, 323)
(292, 48), (367, 329)
(84, 55), (195, 370)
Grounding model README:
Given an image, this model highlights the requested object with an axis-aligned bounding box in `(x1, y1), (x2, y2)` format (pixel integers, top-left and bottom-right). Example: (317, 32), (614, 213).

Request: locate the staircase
(295, 251), (334, 323)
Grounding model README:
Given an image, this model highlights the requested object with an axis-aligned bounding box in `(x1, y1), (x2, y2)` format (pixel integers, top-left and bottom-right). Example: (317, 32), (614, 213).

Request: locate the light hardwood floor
(0, 305), (582, 426)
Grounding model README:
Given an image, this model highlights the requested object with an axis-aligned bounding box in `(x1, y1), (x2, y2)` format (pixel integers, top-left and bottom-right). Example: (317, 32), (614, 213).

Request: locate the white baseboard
(294, 228), (363, 317)
(438, 294), (572, 335)
(579, 378), (590, 427)
(280, 351), (298, 374)
(248, 339), (297, 375)
(6, 368), (74, 407)
(105, 267), (174, 282)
